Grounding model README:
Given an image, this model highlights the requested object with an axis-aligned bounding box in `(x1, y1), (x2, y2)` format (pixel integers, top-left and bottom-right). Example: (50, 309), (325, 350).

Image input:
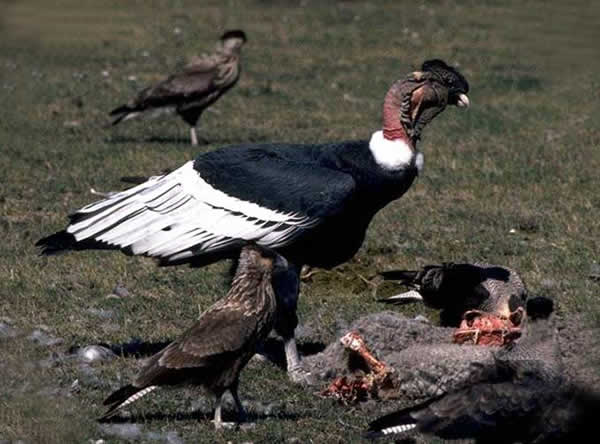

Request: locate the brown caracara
(109, 30), (247, 145)
(379, 263), (528, 326)
(100, 244), (293, 428)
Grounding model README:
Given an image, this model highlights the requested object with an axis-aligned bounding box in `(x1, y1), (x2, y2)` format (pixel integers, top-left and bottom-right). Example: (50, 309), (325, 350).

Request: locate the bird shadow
(105, 131), (270, 146)
(96, 338), (171, 358)
(104, 135), (203, 145)
(101, 408), (304, 424)
(95, 336), (326, 368)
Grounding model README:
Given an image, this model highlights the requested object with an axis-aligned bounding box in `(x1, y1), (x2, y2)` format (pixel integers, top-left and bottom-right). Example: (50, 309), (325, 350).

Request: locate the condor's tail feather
(35, 230), (117, 255)
(100, 384), (157, 421)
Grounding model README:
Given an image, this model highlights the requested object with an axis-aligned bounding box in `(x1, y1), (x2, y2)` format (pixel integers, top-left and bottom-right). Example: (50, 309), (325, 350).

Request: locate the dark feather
(120, 176), (151, 185)
(220, 29), (247, 42)
(35, 230), (76, 255)
(367, 396), (441, 439)
(378, 269), (419, 283)
(102, 384), (138, 407)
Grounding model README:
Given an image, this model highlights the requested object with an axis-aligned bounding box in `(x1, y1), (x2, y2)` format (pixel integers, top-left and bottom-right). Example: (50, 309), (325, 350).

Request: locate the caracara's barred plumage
(37, 60), (469, 381)
(379, 262), (528, 326)
(100, 244), (295, 428)
(109, 30), (247, 145)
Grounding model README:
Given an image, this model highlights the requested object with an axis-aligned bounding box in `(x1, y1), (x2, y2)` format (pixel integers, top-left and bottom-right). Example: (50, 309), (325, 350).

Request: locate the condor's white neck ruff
(369, 130), (422, 172)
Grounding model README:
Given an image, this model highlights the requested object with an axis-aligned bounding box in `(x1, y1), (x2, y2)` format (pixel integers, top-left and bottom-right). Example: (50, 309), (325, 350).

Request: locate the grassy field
(1, 0), (599, 442)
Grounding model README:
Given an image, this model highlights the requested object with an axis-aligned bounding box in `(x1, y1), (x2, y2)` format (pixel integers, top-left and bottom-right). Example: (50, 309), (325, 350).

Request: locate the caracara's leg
(212, 391), (238, 430)
(213, 392), (224, 429)
(190, 127), (198, 146)
(230, 384), (247, 423)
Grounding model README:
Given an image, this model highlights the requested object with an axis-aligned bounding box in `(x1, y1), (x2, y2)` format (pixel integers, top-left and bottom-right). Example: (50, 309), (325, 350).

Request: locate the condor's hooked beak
(456, 93), (470, 108)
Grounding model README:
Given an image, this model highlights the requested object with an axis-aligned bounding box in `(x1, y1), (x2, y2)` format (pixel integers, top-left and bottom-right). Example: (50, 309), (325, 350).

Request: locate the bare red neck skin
(382, 93), (412, 146)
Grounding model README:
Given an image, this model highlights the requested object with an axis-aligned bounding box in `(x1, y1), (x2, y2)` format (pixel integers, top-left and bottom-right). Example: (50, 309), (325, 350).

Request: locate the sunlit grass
(1, 0), (599, 442)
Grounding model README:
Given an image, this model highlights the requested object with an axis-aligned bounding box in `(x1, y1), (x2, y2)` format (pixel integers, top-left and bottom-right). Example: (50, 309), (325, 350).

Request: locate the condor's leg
(272, 262), (312, 383)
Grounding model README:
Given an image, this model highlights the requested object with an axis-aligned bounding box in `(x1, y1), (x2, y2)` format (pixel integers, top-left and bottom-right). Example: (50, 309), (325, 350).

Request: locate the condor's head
(383, 59), (470, 146)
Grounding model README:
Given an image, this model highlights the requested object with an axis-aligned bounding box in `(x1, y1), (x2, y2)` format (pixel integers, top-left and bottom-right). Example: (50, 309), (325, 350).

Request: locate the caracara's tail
(366, 406), (419, 439)
(109, 104), (140, 126)
(100, 384), (157, 421)
(366, 395), (444, 440)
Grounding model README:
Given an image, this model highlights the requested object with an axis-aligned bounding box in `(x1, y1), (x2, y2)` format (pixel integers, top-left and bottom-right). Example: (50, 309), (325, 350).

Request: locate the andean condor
(37, 59), (470, 381)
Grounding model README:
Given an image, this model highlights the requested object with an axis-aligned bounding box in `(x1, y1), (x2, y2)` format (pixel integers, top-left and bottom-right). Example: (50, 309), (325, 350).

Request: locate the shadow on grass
(95, 337), (326, 368)
(99, 338), (171, 358)
(105, 131), (270, 146)
(101, 409), (304, 424)
(105, 135), (202, 145)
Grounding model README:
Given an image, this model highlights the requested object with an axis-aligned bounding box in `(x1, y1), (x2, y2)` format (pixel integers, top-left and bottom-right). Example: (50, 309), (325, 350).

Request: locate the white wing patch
(67, 161), (318, 262)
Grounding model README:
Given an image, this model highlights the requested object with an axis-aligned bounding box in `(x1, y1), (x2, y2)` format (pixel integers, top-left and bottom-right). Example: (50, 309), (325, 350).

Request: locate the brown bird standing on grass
(100, 244), (295, 429)
(109, 30), (247, 145)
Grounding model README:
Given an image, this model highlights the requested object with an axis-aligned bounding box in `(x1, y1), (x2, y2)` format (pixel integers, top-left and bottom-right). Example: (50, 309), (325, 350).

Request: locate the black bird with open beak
(379, 262), (527, 326)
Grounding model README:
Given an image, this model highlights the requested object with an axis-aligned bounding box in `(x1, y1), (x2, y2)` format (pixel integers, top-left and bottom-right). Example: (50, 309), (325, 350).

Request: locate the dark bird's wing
(36, 145), (356, 265)
(108, 55), (229, 124)
(98, 307), (255, 421)
(368, 380), (546, 441)
(378, 269), (420, 284)
(131, 58), (222, 109)
(133, 301), (264, 386)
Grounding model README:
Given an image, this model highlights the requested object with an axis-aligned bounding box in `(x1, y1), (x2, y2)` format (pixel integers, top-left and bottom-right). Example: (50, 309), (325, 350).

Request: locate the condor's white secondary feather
(368, 130), (416, 171)
(66, 161), (317, 260)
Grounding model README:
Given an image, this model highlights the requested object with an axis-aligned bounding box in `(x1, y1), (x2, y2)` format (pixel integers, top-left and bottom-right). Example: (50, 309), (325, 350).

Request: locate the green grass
(1, 0), (600, 442)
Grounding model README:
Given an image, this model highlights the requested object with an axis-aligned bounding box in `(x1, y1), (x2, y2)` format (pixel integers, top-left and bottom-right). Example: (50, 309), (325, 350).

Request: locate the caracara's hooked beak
(456, 93), (470, 108)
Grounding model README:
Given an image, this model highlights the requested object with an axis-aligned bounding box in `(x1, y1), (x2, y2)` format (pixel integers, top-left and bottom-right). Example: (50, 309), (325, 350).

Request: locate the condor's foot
(288, 363), (315, 385)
